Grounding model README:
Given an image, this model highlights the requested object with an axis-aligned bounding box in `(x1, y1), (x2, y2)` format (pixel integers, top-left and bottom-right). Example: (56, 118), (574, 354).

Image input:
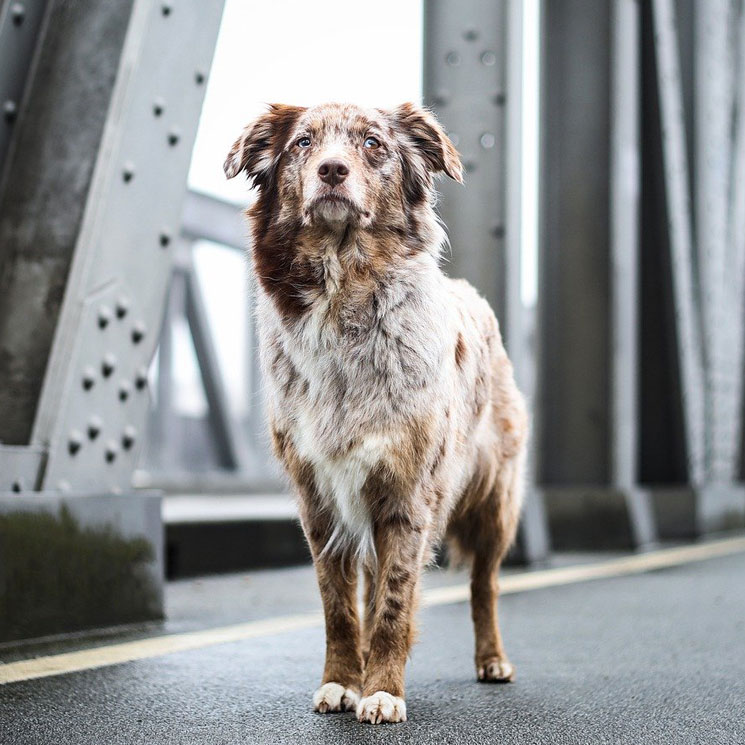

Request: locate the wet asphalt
(1, 551), (744, 744)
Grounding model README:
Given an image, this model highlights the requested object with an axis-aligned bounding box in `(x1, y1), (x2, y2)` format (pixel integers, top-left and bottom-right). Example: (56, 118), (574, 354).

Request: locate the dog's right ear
(224, 104), (305, 185)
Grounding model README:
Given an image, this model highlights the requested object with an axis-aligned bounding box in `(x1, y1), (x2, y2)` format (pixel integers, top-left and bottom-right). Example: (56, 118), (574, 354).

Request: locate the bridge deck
(2, 538), (744, 744)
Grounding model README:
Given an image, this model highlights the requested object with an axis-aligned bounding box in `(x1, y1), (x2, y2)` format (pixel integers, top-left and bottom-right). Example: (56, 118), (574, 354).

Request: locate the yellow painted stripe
(2, 535), (744, 686)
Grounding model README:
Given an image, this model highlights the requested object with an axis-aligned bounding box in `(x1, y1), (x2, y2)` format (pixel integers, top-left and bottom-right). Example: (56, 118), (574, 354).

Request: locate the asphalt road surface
(2, 546), (744, 744)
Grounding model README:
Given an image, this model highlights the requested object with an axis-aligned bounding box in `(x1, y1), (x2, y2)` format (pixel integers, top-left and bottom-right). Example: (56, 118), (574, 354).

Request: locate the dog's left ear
(224, 104), (305, 186)
(390, 102), (463, 184)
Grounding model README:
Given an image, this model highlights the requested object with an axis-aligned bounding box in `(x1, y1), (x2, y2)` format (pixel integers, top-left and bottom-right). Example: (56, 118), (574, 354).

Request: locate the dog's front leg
(310, 545), (363, 714)
(357, 520), (427, 724)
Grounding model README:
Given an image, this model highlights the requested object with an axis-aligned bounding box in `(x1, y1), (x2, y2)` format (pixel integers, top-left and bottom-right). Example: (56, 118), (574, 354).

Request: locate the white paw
(477, 658), (515, 682)
(313, 682), (360, 713)
(356, 690), (407, 724)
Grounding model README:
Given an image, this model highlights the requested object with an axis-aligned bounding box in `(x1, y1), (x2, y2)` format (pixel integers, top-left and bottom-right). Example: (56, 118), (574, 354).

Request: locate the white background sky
(188, 0), (424, 204)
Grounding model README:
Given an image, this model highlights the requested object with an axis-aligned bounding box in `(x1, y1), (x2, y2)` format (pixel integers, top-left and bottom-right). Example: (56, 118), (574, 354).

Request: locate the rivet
(480, 132), (496, 149)
(122, 426), (137, 450)
(98, 305), (112, 329)
(161, 3), (172, 15)
(3, 100), (17, 123)
(122, 164), (135, 183)
(481, 51), (497, 66)
(11, 480), (22, 493)
(446, 51), (461, 67)
(119, 381), (131, 401)
(167, 129), (180, 146)
(131, 323), (146, 344)
(135, 367), (148, 390)
(87, 416), (102, 440)
(104, 441), (118, 463)
(102, 353), (116, 377)
(68, 431), (83, 455)
(116, 298), (130, 319)
(153, 99), (165, 117)
(10, 3), (25, 26)
(159, 230), (171, 247)
(82, 366), (96, 390)
(195, 71), (205, 85)
(463, 28), (478, 42)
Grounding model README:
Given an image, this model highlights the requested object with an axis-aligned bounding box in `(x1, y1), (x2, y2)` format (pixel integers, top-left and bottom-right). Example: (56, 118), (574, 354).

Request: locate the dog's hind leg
(452, 453), (523, 683)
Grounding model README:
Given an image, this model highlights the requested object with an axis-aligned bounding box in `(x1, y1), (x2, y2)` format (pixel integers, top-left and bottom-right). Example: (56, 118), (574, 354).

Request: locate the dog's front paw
(356, 691), (407, 724)
(313, 682), (360, 713)
(477, 657), (515, 683)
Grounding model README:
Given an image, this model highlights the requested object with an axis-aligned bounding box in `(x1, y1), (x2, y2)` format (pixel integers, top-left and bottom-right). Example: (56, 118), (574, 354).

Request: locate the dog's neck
(251, 203), (445, 322)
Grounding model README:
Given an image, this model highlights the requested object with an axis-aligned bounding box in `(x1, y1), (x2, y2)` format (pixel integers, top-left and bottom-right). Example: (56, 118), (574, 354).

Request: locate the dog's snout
(318, 159), (349, 186)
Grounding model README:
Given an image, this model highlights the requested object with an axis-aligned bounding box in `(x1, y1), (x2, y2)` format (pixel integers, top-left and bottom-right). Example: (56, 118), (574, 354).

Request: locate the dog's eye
(297, 137), (311, 148)
(363, 136), (380, 149)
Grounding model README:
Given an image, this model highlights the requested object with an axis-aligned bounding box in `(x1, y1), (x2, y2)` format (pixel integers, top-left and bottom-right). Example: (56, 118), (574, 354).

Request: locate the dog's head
(224, 102), (462, 231)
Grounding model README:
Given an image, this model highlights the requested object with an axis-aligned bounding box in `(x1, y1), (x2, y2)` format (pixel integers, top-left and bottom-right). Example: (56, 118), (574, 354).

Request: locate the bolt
(195, 71), (205, 85)
(153, 99), (165, 117)
(446, 51), (461, 67)
(10, 3), (25, 26)
(102, 353), (116, 378)
(119, 381), (131, 401)
(161, 3), (172, 15)
(135, 367), (148, 390)
(87, 416), (102, 440)
(159, 230), (171, 248)
(481, 51), (497, 67)
(3, 100), (17, 123)
(82, 366), (96, 390)
(104, 441), (118, 463)
(122, 163), (135, 183)
(116, 298), (130, 319)
(68, 431), (83, 455)
(98, 305), (112, 329)
(122, 426), (137, 450)
(480, 132), (496, 149)
(131, 323), (146, 344)
(463, 28), (478, 42)
(167, 129), (180, 146)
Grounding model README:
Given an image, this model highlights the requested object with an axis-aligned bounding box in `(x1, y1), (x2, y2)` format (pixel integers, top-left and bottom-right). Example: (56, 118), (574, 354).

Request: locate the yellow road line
(2, 535), (744, 686)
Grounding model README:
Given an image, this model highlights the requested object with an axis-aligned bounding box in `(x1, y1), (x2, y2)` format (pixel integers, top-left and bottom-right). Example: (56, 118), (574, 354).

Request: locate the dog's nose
(318, 159), (349, 186)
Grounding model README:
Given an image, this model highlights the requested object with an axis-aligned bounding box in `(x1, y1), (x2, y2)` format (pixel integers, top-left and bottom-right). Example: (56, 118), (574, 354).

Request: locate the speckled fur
(225, 102), (528, 723)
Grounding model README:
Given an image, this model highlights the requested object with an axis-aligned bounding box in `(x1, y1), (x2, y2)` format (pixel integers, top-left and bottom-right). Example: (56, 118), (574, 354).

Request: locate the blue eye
(297, 137), (311, 148)
(364, 136), (380, 149)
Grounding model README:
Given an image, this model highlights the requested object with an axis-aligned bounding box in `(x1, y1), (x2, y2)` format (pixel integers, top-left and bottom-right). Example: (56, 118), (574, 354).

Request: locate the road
(1, 540), (744, 744)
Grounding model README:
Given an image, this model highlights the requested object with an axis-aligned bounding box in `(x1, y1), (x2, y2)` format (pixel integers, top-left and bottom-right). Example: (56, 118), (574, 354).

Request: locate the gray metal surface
(0, 0), (50, 177)
(29, 0), (225, 492)
(423, 0), (508, 318)
(0, 0), (136, 447)
(539, 0), (612, 485)
(2, 550), (744, 743)
(650, 0), (707, 485)
(694, 0), (738, 483)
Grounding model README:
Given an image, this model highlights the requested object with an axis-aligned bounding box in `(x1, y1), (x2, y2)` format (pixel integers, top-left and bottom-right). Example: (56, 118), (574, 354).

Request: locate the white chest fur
(291, 405), (394, 558)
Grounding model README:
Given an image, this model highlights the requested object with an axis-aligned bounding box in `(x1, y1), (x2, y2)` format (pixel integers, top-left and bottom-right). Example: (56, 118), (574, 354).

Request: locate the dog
(224, 102), (528, 724)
